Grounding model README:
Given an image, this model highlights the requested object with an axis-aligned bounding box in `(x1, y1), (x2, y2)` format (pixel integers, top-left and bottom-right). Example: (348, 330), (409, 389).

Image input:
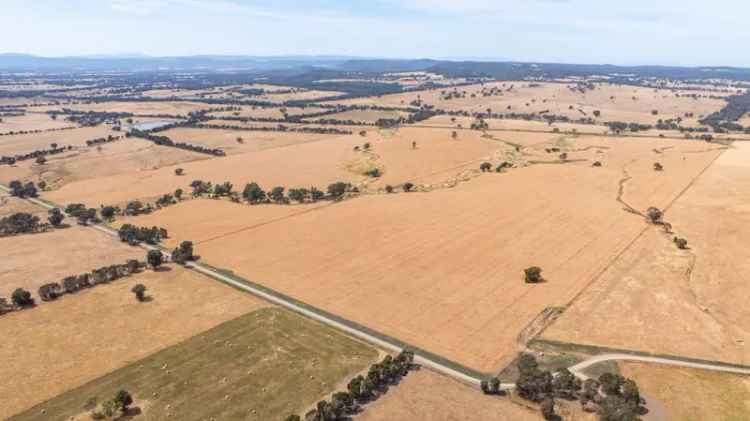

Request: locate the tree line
(0, 259), (144, 317)
(128, 129), (226, 157)
(1, 144), (71, 165)
(187, 179), (356, 204)
(285, 350), (415, 421)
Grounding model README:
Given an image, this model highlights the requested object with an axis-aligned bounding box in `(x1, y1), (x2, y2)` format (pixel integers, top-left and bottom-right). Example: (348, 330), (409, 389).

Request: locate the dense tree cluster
(8, 180), (38, 198)
(0, 212), (45, 237)
(64, 203), (99, 225)
(90, 389), (135, 419)
(171, 240), (196, 264)
(289, 350), (415, 421)
(514, 353), (646, 420)
(118, 224), (168, 245)
(86, 134), (123, 146)
(524, 266), (544, 283)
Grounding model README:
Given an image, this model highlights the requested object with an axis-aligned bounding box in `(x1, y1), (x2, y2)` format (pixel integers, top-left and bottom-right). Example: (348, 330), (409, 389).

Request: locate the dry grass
(0, 113), (74, 133)
(209, 105), (328, 119)
(0, 126), (116, 157)
(0, 137), (207, 192)
(620, 363), (750, 421)
(358, 369), (541, 421)
(117, 136), (721, 372)
(0, 226), (143, 293)
(158, 127), (335, 155)
(44, 133), (364, 207)
(0, 266), (269, 419)
(542, 142), (750, 366)
(323, 109), (409, 123)
(328, 82), (726, 127)
(55, 101), (212, 116)
(0, 191), (47, 218)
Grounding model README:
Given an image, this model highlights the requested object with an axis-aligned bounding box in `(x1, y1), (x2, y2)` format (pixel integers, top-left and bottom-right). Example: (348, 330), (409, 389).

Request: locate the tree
(403, 182), (414, 192)
(524, 266), (543, 283)
(131, 284), (147, 302)
(540, 397), (557, 420)
(646, 207), (663, 224)
(126, 259), (141, 274)
(243, 182), (266, 203)
(327, 182), (349, 200)
(288, 188), (307, 203)
(480, 162), (492, 172)
(270, 186), (287, 204)
(48, 208), (64, 227)
(114, 390), (133, 412)
(283, 416), (301, 421)
(452, 131), (458, 140)
(35, 156), (47, 165)
(175, 168), (184, 176)
(100, 206), (116, 221)
(489, 377), (501, 394)
(310, 187), (324, 202)
(174, 188), (183, 200)
(11, 288), (34, 307)
(385, 185), (394, 194)
(593, 110), (601, 118)
(480, 380), (490, 394)
(654, 162), (664, 171)
(674, 237), (688, 250)
(147, 250), (163, 270)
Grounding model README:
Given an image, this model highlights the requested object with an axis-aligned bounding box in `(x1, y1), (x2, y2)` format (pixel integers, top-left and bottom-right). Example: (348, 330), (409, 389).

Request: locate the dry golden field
(43, 133), (364, 207)
(322, 109), (409, 123)
(49, 101), (211, 116)
(0, 191), (46, 218)
(118, 135), (722, 372)
(209, 105), (329, 119)
(542, 141), (750, 366)
(0, 137), (206, 191)
(0, 266), (269, 420)
(0, 126), (116, 157)
(158, 127), (336, 155)
(620, 363), (750, 421)
(328, 82), (726, 127)
(0, 113), (74, 133)
(0, 226), (143, 293)
(358, 369), (541, 421)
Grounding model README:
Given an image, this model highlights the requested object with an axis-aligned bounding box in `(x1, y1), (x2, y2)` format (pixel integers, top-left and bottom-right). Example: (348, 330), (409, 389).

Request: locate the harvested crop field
(330, 82), (726, 127)
(113, 199), (330, 248)
(120, 136), (723, 372)
(44, 134), (364, 207)
(542, 141), (750, 366)
(358, 369), (541, 421)
(0, 266), (269, 420)
(8, 307), (378, 421)
(158, 127), (336, 155)
(0, 126), (116, 157)
(59, 101), (212, 116)
(0, 191), (47, 218)
(209, 105), (329, 119)
(0, 226), (143, 293)
(0, 113), (74, 133)
(619, 363), (750, 421)
(1, 137), (206, 192)
(323, 109), (409, 123)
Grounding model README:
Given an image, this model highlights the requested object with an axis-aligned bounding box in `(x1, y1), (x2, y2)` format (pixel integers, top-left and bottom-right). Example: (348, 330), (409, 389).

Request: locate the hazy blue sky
(2, 0), (748, 66)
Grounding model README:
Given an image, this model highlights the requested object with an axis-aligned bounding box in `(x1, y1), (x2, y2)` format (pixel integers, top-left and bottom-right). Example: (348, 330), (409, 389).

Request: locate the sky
(1, 0), (749, 67)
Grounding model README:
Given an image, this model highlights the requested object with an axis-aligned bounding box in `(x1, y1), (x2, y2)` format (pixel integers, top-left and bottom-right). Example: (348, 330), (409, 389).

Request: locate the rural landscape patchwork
(2, 4), (750, 420)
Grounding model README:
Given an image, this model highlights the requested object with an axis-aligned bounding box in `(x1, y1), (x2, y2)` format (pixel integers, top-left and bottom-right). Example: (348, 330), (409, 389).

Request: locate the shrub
(131, 284), (147, 301)
(11, 288), (34, 307)
(674, 237), (688, 249)
(147, 250), (163, 270)
(403, 182), (414, 192)
(524, 266), (543, 283)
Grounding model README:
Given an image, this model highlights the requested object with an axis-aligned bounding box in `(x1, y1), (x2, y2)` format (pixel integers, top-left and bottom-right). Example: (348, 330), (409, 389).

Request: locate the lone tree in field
(114, 390), (133, 413)
(674, 237), (689, 250)
(524, 266), (544, 283)
(654, 162), (664, 171)
(480, 162), (492, 172)
(131, 284), (147, 302)
(11, 288), (34, 307)
(646, 207), (663, 224)
(48, 208), (64, 227)
(403, 182), (414, 192)
(175, 168), (184, 176)
(147, 250), (163, 270)
(593, 110), (601, 118)
(452, 131), (458, 140)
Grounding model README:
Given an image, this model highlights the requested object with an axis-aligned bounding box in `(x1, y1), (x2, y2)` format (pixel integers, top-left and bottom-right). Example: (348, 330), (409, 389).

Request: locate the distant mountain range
(1, 54), (750, 82)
